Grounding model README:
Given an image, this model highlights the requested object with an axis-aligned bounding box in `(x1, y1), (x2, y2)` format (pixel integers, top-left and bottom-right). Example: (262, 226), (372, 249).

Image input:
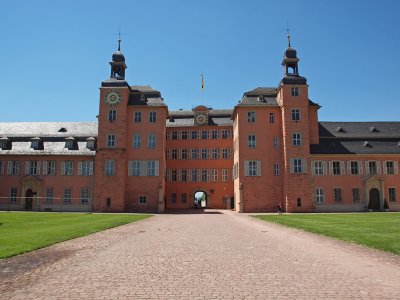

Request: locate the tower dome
(285, 47), (297, 59)
(112, 50), (125, 62)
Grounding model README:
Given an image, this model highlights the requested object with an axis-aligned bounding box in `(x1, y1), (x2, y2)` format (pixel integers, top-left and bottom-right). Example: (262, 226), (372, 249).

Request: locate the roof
(128, 86), (166, 106)
(0, 141), (96, 156)
(0, 122), (98, 138)
(312, 122), (400, 155)
(167, 109), (233, 127)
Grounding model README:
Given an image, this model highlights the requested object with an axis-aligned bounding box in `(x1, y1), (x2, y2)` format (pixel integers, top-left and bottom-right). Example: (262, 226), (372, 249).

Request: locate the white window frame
(104, 160), (115, 176)
(315, 188), (325, 203)
(107, 134), (116, 148)
(248, 134), (256, 148)
(148, 134), (156, 149)
(292, 133), (301, 146)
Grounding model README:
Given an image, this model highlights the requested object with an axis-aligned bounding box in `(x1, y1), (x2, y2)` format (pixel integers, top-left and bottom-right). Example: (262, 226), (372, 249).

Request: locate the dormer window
(30, 137), (41, 150)
(65, 137), (76, 150)
(363, 141), (372, 148)
(58, 127), (67, 133)
(369, 127), (379, 133)
(86, 137), (96, 150)
(336, 127), (345, 133)
(0, 137), (10, 150)
(140, 94), (146, 101)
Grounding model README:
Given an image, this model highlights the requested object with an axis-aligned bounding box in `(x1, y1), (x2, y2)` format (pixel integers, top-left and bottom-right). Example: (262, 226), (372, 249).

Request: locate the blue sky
(1, 0), (399, 122)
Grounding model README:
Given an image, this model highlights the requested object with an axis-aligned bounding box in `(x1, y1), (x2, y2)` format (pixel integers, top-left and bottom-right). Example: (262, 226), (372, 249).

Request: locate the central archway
(369, 188), (380, 211)
(194, 191), (207, 208)
(25, 189), (33, 210)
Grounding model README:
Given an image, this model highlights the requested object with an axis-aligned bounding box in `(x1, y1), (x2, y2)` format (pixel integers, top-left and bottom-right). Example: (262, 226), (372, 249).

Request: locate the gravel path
(1, 210), (399, 299)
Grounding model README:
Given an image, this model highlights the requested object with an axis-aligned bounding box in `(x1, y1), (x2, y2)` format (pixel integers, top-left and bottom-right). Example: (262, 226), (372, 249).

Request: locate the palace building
(0, 38), (399, 213)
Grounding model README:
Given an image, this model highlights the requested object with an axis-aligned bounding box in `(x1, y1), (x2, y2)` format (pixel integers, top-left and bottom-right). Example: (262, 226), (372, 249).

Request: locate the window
(291, 87), (299, 96)
(201, 149), (208, 159)
(269, 113), (275, 124)
(222, 169), (228, 182)
(107, 134), (115, 147)
(43, 161), (56, 175)
(292, 133), (301, 146)
(134, 111), (142, 123)
(211, 149), (219, 159)
(248, 111), (256, 123)
(181, 149), (188, 159)
(80, 188), (89, 204)
(139, 196), (147, 204)
(108, 109), (116, 122)
(104, 160), (115, 176)
(273, 137), (278, 149)
(350, 161), (360, 175)
(315, 188), (325, 203)
(210, 169), (218, 182)
(64, 188), (72, 204)
(222, 130), (230, 139)
(149, 111), (157, 123)
(0, 161), (3, 174)
(248, 135), (256, 148)
(172, 149), (178, 159)
(25, 161), (40, 175)
(191, 149), (199, 159)
(352, 188), (360, 203)
(274, 162), (279, 176)
(291, 158), (305, 174)
(297, 198), (302, 207)
(147, 160), (156, 176)
(191, 130), (198, 139)
(31, 139), (40, 150)
(106, 198), (111, 207)
(222, 149), (231, 159)
(181, 193), (187, 204)
(172, 131), (178, 140)
(291, 109), (300, 121)
(9, 188), (17, 202)
(79, 161), (93, 176)
(65, 139), (74, 150)
(211, 130), (219, 139)
(7, 161), (20, 175)
(181, 170), (187, 182)
(312, 161), (324, 175)
(133, 134), (141, 148)
(61, 161), (74, 176)
(46, 188), (54, 204)
(191, 169), (198, 182)
(201, 130), (209, 139)
(181, 131), (188, 140)
(388, 188), (396, 202)
(171, 193), (177, 204)
(201, 169), (208, 182)
(332, 161), (342, 175)
(223, 196), (228, 205)
(148, 134), (156, 149)
(334, 188), (342, 203)
(368, 161), (378, 175)
(244, 160), (261, 176)
(129, 161), (140, 176)
(385, 161), (397, 175)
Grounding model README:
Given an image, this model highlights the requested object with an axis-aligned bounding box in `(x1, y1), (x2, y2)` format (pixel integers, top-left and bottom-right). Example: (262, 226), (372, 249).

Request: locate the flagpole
(201, 73), (204, 104)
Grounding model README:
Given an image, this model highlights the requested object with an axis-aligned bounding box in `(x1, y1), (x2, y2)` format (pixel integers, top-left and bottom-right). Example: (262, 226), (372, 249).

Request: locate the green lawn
(0, 212), (151, 259)
(255, 213), (400, 255)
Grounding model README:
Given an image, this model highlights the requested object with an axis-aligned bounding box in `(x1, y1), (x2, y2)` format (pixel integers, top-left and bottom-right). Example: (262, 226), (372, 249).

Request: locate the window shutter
(256, 161), (261, 176)
(78, 162), (83, 176)
(358, 161), (363, 175)
(383, 161), (387, 175)
(207, 149), (210, 159)
(365, 161), (369, 175)
(323, 161), (328, 175)
(89, 161), (94, 175)
(140, 161), (147, 176)
(376, 161), (381, 175)
(244, 161), (249, 176)
(61, 161), (66, 175)
(197, 170), (201, 182)
(25, 161), (30, 175)
(37, 162), (41, 174)
(347, 161), (351, 175)
(7, 161), (12, 175)
(289, 159), (294, 173)
(394, 161), (398, 175)
(302, 159), (307, 173)
(167, 150), (171, 159)
(128, 161), (133, 176)
(340, 161), (345, 175)
(329, 161), (333, 175)
(166, 170), (171, 182)
(43, 161), (48, 175)
(155, 160), (159, 176)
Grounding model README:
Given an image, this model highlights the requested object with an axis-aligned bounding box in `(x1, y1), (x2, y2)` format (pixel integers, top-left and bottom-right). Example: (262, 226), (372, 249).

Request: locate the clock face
(104, 90), (122, 105)
(195, 114), (207, 125)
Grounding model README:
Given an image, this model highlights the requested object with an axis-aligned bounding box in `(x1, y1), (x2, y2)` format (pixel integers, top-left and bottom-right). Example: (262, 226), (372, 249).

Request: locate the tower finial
(286, 22), (291, 47)
(287, 32), (291, 47)
(118, 31), (121, 51)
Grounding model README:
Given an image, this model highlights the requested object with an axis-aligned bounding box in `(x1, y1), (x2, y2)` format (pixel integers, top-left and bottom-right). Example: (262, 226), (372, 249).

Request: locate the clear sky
(1, 0), (399, 122)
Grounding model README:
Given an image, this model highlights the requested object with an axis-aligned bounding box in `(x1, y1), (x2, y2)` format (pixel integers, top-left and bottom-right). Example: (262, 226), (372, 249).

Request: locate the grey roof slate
(319, 122), (400, 139)
(311, 140), (400, 155)
(0, 141), (95, 156)
(166, 109), (233, 127)
(0, 122), (98, 138)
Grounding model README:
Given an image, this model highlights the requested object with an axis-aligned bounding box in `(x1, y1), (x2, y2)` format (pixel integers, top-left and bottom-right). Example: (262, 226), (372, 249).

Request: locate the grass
(0, 212), (151, 259)
(255, 213), (400, 255)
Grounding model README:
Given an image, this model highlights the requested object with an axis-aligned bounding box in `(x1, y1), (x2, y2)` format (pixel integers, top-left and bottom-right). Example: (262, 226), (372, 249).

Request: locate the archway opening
(194, 191), (207, 208)
(369, 188), (380, 211)
(25, 189), (33, 210)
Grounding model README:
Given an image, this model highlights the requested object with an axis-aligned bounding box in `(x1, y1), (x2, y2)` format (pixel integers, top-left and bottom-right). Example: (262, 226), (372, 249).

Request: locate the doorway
(25, 189), (34, 210)
(194, 191), (207, 208)
(369, 188), (380, 211)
